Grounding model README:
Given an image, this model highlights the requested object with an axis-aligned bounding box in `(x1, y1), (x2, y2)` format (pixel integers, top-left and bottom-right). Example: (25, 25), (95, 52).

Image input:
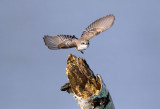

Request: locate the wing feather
(81, 14), (115, 40)
(43, 35), (78, 50)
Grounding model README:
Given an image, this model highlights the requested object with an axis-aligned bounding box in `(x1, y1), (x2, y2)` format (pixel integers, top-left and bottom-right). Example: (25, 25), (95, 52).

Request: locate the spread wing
(81, 14), (115, 40)
(43, 35), (78, 50)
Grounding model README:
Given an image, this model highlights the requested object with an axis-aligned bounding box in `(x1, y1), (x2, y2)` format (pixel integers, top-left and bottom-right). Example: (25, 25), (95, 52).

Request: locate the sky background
(0, 0), (160, 109)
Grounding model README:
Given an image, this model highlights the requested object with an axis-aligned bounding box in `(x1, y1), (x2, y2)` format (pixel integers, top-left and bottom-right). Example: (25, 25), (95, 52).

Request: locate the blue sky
(0, 0), (160, 109)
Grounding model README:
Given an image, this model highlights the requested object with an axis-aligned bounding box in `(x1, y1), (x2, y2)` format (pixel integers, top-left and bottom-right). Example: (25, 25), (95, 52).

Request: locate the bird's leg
(80, 51), (84, 54)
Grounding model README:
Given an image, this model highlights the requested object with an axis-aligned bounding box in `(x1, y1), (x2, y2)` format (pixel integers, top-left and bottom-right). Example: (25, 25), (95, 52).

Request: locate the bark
(61, 54), (115, 109)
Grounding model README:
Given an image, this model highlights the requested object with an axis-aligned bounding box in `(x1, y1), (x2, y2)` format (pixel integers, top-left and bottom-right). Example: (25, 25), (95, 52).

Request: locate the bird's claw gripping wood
(61, 54), (115, 109)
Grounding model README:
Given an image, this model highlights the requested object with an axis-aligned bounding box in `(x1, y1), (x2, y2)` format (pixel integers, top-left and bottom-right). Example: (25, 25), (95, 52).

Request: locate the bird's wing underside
(43, 35), (78, 50)
(80, 14), (115, 40)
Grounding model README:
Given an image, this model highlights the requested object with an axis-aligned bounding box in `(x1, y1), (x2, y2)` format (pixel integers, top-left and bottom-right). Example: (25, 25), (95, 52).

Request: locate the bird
(43, 14), (115, 54)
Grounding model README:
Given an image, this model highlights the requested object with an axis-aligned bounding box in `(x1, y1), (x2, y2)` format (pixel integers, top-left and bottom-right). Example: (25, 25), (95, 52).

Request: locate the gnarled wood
(61, 54), (115, 109)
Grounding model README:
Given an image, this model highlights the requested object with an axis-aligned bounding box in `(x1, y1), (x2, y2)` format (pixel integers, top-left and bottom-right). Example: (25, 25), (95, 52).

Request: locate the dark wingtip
(43, 35), (49, 39)
(43, 35), (47, 41)
(108, 14), (115, 20)
(43, 35), (51, 48)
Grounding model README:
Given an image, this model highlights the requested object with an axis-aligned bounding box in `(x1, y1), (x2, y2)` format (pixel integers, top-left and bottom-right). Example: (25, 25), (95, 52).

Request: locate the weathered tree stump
(61, 54), (115, 109)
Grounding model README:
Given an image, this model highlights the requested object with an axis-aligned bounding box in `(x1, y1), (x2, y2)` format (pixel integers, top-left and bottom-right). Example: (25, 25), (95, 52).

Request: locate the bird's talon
(80, 51), (84, 54)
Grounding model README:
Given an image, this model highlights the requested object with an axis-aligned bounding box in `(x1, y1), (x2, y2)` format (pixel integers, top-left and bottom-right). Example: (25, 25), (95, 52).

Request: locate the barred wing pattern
(81, 14), (115, 40)
(43, 35), (78, 50)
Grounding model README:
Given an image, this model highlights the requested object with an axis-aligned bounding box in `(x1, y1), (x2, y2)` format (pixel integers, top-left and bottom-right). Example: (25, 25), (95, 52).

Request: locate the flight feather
(43, 35), (78, 50)
(81, 14), (115, 40)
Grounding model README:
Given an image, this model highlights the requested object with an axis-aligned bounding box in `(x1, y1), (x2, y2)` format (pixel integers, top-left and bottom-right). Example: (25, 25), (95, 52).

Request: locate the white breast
(77, 44), (88, 51)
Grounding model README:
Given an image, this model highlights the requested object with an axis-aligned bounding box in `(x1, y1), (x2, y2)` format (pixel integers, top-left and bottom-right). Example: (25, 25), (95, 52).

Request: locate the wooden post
(61, 54), (115, 109)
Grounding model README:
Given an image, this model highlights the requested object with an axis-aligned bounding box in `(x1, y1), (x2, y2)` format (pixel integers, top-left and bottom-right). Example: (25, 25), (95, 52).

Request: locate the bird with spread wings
(43, 14), (115, 54)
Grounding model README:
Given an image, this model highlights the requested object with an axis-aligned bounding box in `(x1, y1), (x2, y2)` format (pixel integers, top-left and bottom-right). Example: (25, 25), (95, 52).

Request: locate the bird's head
(80, 40), (89, 46)
(76, 40), (89, 51)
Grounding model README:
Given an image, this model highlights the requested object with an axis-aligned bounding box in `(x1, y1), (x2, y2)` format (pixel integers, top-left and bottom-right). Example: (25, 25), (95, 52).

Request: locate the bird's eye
(82, 43), (85, 45)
